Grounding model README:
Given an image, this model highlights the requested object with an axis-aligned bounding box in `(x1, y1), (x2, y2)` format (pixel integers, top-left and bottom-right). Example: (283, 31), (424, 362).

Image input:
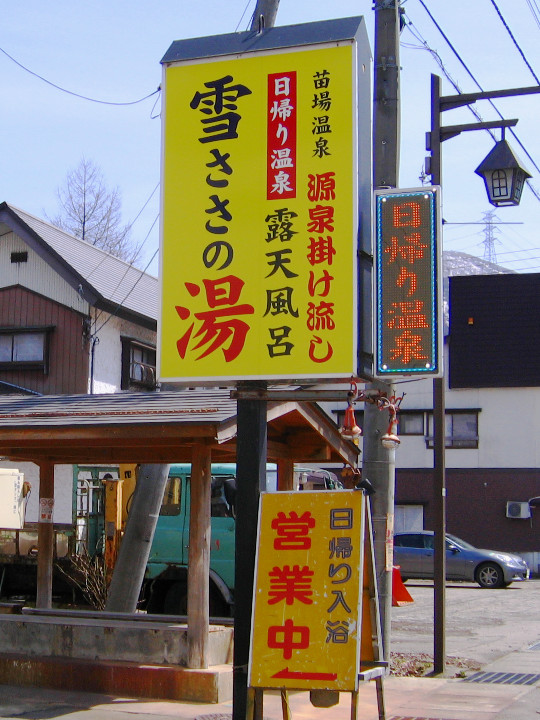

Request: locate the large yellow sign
(249, 491), (364, 691)
(159, 41), (358, 383)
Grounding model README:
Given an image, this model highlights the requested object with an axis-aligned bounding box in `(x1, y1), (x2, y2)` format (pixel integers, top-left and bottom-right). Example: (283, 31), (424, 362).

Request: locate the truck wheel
(209, 587), (230, 618)
(163, 581), (188, 615)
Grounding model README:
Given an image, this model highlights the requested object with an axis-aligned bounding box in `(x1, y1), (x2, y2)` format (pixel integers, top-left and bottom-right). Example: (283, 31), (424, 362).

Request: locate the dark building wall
(449, 273), (540, 388)
(396, 467), (540, 553)
(0, 286), (89, 395)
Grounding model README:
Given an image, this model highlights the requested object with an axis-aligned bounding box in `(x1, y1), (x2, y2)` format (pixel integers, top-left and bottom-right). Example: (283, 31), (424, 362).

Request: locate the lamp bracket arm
(441, 84), (540, 110)
(440, 118), (518, 143)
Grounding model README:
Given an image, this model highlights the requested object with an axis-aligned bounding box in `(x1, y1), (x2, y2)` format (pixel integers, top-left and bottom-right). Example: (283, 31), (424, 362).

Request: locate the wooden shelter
(0, 389), (359, 667)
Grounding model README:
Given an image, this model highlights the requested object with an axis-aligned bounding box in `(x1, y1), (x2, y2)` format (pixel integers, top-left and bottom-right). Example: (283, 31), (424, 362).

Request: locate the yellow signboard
(249, 490), (364, 691)
(159, 39), (359, 383)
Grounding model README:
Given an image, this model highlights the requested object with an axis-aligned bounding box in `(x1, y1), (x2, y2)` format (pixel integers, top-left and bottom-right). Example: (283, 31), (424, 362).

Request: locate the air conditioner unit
(506, 501), (531, 519)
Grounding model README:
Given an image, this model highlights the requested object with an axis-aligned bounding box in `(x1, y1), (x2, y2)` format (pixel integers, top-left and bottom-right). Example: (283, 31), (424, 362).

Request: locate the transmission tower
(481, 210), (501, 264)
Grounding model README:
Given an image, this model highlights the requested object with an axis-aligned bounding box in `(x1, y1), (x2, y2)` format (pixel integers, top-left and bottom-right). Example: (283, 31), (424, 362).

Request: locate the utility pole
(367, 0), (401, 658)
(249, 0), (279, 32)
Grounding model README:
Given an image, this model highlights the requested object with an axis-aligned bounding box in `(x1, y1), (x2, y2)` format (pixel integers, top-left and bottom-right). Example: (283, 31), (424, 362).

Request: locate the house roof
(0, 389), (359, 466)
(0, 202), (158, 330)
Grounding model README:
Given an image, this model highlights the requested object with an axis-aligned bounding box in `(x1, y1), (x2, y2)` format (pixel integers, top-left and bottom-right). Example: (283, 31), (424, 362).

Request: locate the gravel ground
(389, 578), (540, 675)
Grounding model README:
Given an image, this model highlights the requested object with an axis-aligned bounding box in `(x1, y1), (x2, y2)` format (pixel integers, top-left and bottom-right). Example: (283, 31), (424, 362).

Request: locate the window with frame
(160, 475), (182, 516)
(426, 410), (479, 449)
(121, 337), (156, 390)
(0, 328), (51, 371)
(398, 412), (424, 436)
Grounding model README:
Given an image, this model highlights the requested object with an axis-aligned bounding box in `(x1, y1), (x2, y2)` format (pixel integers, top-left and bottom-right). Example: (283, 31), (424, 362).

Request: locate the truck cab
(144, 463), (237, 616)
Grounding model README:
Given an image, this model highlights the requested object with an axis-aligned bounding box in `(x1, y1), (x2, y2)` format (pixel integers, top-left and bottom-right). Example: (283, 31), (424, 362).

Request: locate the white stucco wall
(367, 377), (540, 470)
(318, 365), (540, 472)
(0, 461), (74, 525)
(89, 309), (156, 394)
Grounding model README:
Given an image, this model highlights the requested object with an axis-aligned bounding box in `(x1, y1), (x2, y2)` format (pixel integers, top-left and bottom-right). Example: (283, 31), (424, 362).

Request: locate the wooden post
(104, 476), (123, 581)
(187, 443), (212, 669)
(276, 457), (294, 491)
(36, 461), (55, 609)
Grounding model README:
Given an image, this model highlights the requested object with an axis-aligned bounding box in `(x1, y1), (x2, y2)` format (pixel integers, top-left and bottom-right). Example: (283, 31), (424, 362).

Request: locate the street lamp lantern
(474, 138), (531, 207)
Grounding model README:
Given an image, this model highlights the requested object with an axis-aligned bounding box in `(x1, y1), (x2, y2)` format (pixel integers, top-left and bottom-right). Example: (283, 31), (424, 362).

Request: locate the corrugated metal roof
(0, 389), (235, 427)
(1, 203), (158, 325)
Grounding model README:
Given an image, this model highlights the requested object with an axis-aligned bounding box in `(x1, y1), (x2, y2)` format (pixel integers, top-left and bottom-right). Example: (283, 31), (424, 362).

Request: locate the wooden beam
(36, 461), (55, 609)
(0, 423), (217, 444)
(187, 443), (212, 669)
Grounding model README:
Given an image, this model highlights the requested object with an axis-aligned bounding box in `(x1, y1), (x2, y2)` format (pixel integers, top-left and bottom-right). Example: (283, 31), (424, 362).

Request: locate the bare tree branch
(48, 157), (140, 264)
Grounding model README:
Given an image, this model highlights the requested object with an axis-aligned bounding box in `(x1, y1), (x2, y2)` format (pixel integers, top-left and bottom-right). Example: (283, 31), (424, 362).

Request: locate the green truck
(0, 462), (340, 614)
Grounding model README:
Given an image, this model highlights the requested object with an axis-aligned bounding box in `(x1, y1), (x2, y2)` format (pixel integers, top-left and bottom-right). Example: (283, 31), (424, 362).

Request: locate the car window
(446, 533), (476, 550)
(395, 533), (425, 548)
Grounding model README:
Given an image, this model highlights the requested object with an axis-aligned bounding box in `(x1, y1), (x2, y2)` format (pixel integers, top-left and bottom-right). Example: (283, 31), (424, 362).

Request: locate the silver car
(394, 531), (530, 588)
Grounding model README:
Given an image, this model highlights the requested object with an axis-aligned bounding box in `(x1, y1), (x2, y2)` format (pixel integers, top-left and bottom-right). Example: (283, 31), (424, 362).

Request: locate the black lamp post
(427, 72), (540, 675)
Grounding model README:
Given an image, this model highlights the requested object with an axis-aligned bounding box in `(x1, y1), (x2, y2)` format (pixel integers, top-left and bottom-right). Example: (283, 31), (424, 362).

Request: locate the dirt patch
(390, 652), (482, 678)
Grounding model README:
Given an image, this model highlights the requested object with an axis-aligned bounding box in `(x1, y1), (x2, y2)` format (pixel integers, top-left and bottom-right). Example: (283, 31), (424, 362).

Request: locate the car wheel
(475, 562), (505, 588)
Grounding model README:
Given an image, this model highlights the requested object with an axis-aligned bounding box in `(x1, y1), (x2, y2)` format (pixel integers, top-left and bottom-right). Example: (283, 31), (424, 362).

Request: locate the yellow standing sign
(249, 490), (365, 691)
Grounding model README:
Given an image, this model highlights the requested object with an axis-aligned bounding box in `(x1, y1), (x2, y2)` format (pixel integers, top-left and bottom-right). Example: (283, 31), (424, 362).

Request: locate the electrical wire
(83, 181), (160, 284)
(235, 0), (254, 31)
(525, 0), (540, 31)
(404, 20), (497, 140)
(0, 44), (160, 106)
(489, 0), (540, 84)
(412, 0), (540, 200)
(92, 215), (160, 336)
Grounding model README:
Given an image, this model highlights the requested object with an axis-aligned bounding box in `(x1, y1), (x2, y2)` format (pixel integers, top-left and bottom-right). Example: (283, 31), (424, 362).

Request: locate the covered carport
(0, 388), (359, 672)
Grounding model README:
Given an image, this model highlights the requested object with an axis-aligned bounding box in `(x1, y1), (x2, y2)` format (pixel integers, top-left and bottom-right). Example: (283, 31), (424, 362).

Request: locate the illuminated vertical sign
(249, 491), (364, 692)
(374, 187), (442, 377)
(158, 18), (372, 385)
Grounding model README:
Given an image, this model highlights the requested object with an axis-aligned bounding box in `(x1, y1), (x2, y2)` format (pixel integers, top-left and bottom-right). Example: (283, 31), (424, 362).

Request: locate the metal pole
(429, 73), (446, 675)
(249, 0), (280, 32)
(233, 10), (279, 720)
(233, 382), (268, 720)
(367, 0), (401, 659)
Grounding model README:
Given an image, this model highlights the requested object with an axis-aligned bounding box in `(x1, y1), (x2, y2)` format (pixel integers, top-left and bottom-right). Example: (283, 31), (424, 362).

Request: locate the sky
(2, 0), (540, 277)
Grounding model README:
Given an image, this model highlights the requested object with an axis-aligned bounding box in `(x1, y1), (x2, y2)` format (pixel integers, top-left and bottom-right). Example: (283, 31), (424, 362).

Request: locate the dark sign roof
(162, 16), (366, 64)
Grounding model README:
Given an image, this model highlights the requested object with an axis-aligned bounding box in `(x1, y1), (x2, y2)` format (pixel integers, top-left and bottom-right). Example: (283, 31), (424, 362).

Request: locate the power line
(525, 0), (540, 30)
(93, 228), (159, 336)
(413, 0), (540, 200)
(0, 44), (160, 106)
(83, 181), (160, 284)
(404, 20), (497, 141)
(235, 0), (255, 31)
(489, 0), (540, 84)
